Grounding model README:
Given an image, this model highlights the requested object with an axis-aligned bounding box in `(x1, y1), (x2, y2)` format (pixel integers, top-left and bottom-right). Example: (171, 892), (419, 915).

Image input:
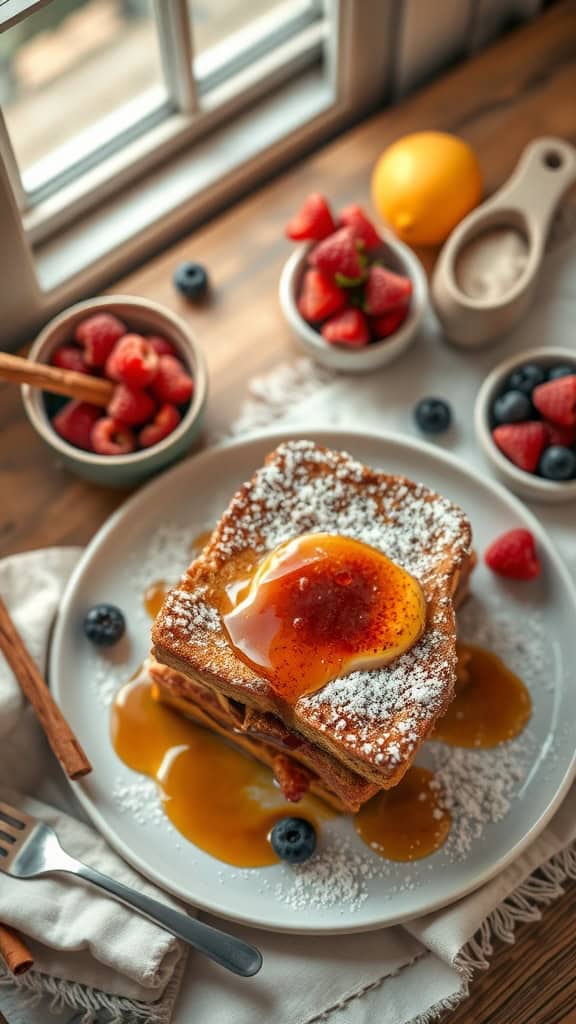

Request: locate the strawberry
(371, 306), (408, 339)
(484, 529), (541, 581)
(285, 193), (335, 241)
(492, 421), (546, 473)
(321, 308), (370, 347)
(309, 226), (366, 284)
(151, 355), (194, 405)
(51, 345), (89, 374)
(532, 375), (576, 426)
(91, 417), (136, 456)
(52, 401), (101, 451)
(139, 404), (181, 448)
(364, 265), (412, 315)
(297, 269), (347, 322)
(339, 204), (382, 250)
(272, 754), (312, 802)
(147, 334), (178, 357)
(543, 420), (576, 448)
(107, 385), (156, 426)
(105, 334), (159, 389)
(75, 314), (126, 367)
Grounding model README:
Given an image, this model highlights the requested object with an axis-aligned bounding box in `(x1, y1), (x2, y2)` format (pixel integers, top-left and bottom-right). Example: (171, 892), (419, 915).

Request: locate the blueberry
(84, 604), (126, 646)
(506, 364), (546, 395)
(173, 262), (209, 300)
(548, 365), (575, 381)
(492, 389), (533, 425)
(269, 817), (316, 864)
(414, 398), (452, 434)
(538, 446), (576, 481)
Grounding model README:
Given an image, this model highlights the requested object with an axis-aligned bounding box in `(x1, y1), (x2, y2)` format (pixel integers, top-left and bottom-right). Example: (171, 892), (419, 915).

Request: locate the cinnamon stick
(0, 353), (113, 407)
(0, 596), (92, 780)
(0, 925), (33, 975)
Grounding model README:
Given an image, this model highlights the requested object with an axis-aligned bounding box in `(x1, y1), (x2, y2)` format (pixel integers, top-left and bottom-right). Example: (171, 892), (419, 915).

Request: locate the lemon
(371, 132), (483, 247)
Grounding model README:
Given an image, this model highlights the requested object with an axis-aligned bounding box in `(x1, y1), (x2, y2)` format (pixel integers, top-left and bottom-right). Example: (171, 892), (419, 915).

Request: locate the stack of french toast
(150, 441), (474, 813)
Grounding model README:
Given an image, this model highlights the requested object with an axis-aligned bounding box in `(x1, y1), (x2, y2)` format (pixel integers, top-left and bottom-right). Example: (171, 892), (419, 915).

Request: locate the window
(0, 0), (546, 346)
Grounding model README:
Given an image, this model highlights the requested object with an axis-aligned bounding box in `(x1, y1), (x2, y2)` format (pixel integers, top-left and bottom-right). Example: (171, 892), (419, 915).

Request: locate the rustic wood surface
(1, 3), (576, 1020)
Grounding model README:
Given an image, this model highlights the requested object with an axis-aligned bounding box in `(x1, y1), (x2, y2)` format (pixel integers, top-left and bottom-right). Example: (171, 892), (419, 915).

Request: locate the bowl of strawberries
(22, 295), (207, 487)
(279, 194), (427, 373)
(475, 347), (576, 503)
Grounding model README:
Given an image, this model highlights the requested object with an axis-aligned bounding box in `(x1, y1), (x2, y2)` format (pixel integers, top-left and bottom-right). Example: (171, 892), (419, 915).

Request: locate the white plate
(51, 430), (576, 933)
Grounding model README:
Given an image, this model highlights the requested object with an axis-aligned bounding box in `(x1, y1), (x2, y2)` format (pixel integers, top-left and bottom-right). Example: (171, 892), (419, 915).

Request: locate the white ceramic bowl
(278, 233), (427, 373)
(474, 346), (576, 503)
(22, 295), (208, 487)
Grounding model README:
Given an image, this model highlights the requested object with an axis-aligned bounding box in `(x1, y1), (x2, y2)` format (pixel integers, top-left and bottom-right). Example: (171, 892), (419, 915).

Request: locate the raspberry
(51, 345), (89, 374)
(75, 314), (126, 367)
(52, 401), (101, 451)
(286, 193), (335, 242)
(151, 355), (194, 405)
(105, 334), (159, 389)
(492, 421), (546, 473)
(139, 404), (181, 448)
(532, 375), (576, 426)
(339, 205), (382, 250)
(107, 385), (156, 426)
(297, 269), (346, 322)
(484, 529), (541, 580)
(147, 334), (178, 357)
(321, 308), (370, 347)
(91, 417), (136, 456)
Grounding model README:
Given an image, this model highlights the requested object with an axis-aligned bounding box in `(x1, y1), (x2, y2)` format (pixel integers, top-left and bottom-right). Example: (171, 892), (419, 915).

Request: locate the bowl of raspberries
(475, 347), (576, 503)
(22, 296), (208, 486)
(279, 193), (427, 373)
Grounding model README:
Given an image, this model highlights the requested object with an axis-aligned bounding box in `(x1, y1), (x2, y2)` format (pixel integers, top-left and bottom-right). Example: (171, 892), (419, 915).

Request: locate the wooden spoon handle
(0, 353), (114, 407)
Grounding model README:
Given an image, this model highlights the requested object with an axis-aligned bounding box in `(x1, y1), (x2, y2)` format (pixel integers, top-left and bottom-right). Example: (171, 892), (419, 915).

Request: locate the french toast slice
(148, 659), (378, 813)
(152, 440), (473, 790)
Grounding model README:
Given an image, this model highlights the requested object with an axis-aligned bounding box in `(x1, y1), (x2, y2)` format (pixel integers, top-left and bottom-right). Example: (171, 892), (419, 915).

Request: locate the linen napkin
(0, 549), (186, 1024)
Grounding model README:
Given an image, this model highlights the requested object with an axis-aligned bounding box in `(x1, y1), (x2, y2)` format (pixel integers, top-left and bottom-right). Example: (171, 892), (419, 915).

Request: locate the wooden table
(2, 3), (576, 1020)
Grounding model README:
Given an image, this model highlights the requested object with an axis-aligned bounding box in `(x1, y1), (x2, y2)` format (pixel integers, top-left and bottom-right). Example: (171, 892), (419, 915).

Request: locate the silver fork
(0, 801), (262, 978)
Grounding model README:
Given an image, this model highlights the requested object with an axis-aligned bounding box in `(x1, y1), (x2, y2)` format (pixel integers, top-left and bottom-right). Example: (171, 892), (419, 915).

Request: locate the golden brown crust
(152, 441), (473, 789)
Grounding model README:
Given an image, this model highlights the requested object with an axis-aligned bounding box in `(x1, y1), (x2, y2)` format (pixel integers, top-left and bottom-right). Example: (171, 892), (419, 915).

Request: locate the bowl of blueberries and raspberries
(21, 295), (208, 487)
(475, 347), (576, 503)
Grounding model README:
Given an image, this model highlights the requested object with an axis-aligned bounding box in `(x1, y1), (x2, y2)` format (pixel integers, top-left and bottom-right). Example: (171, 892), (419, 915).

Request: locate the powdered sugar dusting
(163, 440), (471, 773)
(272, 830), (392, 912)
(429, 740), (530, 860)
(112, 776), (166, 826)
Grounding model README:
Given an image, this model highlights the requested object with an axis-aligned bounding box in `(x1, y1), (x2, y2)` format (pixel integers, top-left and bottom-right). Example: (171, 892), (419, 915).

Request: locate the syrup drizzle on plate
(132, 552), (532, 866)
(111, 678), (330, 868)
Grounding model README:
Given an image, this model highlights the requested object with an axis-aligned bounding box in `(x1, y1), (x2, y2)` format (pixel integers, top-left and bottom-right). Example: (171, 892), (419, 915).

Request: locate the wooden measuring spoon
(431, 137), (576, 347)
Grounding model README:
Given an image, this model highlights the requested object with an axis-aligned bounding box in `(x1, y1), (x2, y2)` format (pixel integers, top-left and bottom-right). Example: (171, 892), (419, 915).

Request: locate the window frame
(0, 0), (397, 346)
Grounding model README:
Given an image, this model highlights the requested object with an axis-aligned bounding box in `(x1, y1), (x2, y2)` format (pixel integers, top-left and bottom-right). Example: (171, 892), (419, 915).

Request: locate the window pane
(189, 0), (291, 54)
(0, 0), (166, 192)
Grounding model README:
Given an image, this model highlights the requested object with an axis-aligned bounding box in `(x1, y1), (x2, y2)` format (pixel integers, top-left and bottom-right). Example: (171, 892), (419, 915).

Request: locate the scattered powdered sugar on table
(227, 357), (334, 439)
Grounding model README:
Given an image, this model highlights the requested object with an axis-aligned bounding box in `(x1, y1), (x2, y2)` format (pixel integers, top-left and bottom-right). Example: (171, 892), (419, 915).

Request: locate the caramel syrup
(189, 529), (213, 556)
(355, 766), (451, 861)
(144, 581), (167, 619)
(111, 677), (329, 867)
(222, 533), (426, 702)
(433, 643), (532, 748)
(143, 529), (213, 620)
